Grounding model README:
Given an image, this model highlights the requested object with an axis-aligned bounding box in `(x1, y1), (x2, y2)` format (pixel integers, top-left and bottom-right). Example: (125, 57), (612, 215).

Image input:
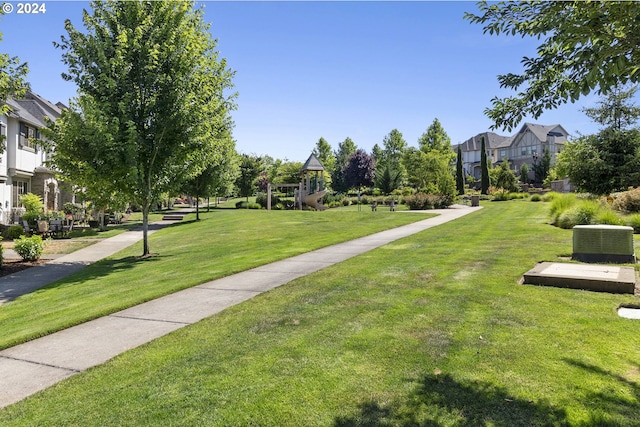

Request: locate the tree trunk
(142, 202), (150, 256)
(195, 193), (200, 221)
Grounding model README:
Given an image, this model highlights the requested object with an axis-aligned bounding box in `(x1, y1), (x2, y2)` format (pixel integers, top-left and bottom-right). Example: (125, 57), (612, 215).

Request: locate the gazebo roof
(301, 153), (324, 172)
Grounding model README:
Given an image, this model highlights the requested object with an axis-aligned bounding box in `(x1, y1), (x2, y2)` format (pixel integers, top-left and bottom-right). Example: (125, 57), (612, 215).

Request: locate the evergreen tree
(532, 148), (551, 185)
(455, 146), (465, 195)
(480, 137), (490, 194)
(519, 163), (529, 184)
(378, 165), (401, 195)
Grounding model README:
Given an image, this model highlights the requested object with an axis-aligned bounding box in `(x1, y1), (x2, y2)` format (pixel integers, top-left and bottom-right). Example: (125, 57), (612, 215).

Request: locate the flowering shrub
(14, 235), (44, 261)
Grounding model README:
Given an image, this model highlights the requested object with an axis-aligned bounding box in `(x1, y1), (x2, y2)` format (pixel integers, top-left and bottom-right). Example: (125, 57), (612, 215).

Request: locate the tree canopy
(236, 154), (262, 201)
(402, 147), (455, 196)
(332, 137), (357, 193)
(418, 118), (453, 156)
(556, 86), (640, 194)
(465, 1), (640, 131)
(48, 0), (236, 255)
(375, 129), (407, 192)
(312, 137), (335, 188)
(342, 149), (375, 192)
(582, 85), (640, 131)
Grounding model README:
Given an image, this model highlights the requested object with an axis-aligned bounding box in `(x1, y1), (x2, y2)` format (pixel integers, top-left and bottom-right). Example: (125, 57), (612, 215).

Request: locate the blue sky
(1, 1), (604, 162)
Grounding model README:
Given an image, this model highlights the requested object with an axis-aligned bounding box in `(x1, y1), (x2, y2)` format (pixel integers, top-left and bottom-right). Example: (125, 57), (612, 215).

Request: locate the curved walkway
(0, 205), (480, 408)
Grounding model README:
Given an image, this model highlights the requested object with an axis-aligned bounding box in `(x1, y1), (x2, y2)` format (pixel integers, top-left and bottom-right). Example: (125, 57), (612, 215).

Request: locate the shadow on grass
(51, 255), (165, 288)
(563, 358), (640, 426)
(334, 373), (569, 427)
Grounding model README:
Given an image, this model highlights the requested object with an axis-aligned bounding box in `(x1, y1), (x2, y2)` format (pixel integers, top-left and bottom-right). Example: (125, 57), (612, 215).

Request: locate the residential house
(0, 91), (66, 224)
(455, 123), (569, 182)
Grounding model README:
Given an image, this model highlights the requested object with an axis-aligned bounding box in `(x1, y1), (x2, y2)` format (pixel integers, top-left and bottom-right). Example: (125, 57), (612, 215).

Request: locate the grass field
(0, 208), (432, 350)
(1, 201), (639, 426)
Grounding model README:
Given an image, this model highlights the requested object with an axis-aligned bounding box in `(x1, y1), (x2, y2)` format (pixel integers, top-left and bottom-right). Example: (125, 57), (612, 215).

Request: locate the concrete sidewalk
(0, 220), (177, 305)
(0, 206), (480, 408)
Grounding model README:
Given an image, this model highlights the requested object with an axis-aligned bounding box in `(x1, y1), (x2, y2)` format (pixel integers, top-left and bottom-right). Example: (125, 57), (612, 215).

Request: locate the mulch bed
(0, 259), (47, 278)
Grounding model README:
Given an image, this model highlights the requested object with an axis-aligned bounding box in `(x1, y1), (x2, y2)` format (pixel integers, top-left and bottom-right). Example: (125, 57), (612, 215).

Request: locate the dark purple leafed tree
(343, 149), (376, 192)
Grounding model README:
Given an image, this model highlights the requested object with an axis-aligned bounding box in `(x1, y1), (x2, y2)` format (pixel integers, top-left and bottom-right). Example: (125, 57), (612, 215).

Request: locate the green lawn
(1, 201), (639, 426)
(0, 209), (433, 350)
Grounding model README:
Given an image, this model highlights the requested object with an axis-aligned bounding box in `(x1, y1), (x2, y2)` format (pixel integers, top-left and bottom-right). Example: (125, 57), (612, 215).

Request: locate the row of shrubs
(544, 190), (640, 232)
(405, 194), (454, 210)
(245, 191), (457, 211)
(235, 200), (261, 209)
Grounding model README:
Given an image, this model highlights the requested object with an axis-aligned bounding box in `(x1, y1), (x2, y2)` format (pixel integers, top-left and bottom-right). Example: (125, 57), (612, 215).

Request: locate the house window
(19, 122), (39, 150)
(12, 180), (29, 208)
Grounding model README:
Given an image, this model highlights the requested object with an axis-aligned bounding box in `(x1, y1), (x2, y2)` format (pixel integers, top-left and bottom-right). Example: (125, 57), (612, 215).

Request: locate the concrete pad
(113, 288), (260, 324)
(0, 357), (77, 408)
(0, 316), (185, 372)
(618, 307), (640, 319)
(522, 262), (637, 294)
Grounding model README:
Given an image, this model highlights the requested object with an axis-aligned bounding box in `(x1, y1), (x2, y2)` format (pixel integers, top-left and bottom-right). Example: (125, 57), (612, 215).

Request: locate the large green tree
(556, 86), (640, 194)
(181, 132), (237, 219)
(375, 129), (407, 192)
(493, 160), (518, 193)
(236, 154), (262, 201)
(312, 137), (335, 171)
(466, 1), (640, 131)
(332, 137), (357, 193)
(402, 147), (455, 196)
(418, 118), (453, 158)
(49, 0), (235, 256)
(312, 137), (335, 188)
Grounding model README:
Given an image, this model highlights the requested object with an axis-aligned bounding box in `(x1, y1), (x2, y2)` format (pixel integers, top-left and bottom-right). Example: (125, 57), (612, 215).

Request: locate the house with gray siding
(455, 123), (569, 181)
(0, 91), (66, 223)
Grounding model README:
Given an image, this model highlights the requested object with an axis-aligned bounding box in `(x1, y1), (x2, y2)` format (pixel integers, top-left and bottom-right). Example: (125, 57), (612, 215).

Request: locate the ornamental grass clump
(14, 235), (44, 261)
(548, 193), (577, 225)
(596, 209), (625, 226)
(625, 213), (640, 233)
